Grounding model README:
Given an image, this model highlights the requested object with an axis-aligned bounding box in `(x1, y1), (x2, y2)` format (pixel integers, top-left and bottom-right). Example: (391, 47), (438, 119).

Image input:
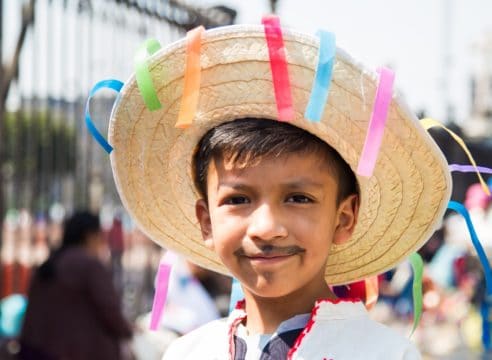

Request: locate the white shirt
(162, 299), (421, 359)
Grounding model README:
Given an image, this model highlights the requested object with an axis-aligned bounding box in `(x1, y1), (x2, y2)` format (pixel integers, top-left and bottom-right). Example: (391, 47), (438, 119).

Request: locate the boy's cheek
(210, 225), (242, 253)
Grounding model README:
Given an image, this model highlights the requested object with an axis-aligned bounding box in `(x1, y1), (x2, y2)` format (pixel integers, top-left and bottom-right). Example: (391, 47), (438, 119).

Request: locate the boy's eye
(224, 196), (250, 205)
(286, 194), (313, 204)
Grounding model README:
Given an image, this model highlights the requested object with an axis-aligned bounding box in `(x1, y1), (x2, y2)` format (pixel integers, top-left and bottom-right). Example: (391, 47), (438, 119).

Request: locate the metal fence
(1, 0), (236, 218)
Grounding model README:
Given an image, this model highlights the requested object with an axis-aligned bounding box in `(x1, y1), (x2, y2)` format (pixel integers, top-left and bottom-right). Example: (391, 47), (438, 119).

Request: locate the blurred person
(0, 294), (28, 338)
(32, 214), (49, 267)
(425, 183), (491, 303)
(1, 211), (19, 298)
(429, 182), (492, 291)
(108, 215), (125, 291)
(19, 211), (133, 360)
(187, 261), (232, 317)
(161, 258), (222, 334)
(133, 256), (222, 360)
(16, 210), (33, 295)
(421, 184), (492, 354)
(445, 182), (492, 255)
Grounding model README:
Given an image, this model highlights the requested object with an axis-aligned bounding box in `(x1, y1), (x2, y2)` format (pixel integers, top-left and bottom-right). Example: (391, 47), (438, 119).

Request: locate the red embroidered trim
(318, 297), (360, 305)
(227, 307), (247, 360)
(286, 298), (361, 359)
(235, 299), (246, 310)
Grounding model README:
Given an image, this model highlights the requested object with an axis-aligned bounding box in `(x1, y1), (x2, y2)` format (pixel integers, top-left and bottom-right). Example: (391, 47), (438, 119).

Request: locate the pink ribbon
(262, 15), (294, 121)
(149, 251), (176, 331)
(356, 67), (395, 177)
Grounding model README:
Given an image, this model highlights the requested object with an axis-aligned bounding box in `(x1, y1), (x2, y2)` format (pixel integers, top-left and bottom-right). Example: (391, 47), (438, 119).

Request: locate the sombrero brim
(109, 25), (451, 285)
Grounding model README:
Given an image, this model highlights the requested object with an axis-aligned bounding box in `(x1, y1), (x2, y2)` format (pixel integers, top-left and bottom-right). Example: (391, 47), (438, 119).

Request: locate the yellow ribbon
(421, 118), (490, 196)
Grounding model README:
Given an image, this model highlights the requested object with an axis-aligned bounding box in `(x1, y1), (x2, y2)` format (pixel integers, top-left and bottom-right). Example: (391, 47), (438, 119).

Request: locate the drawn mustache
(234, 244), (305, 258)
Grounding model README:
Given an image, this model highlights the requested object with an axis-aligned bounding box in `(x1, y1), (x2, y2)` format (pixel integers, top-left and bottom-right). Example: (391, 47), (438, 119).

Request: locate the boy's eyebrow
(216, 182), (254, 192)
(217, 179), (325, 191)
(283, 179), (325, 189)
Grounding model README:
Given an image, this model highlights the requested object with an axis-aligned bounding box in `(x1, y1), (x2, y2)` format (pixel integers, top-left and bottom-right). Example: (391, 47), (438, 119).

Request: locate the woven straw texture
(109, 25), (451, 285)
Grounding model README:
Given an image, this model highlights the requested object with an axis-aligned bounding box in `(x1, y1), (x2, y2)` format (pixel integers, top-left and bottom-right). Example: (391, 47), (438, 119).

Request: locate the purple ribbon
(449, 164), (492, 175)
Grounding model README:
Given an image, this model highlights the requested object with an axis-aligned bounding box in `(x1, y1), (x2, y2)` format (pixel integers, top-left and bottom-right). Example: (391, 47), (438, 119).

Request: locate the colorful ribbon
(134, 38), (162, 111)
(176, 26), (205, 129)
(409, 252), (423, 336)
(262, 15), (295, 122)
(356, 67), (395, 177)
(149, 251), (176, 331)
(450, 201), (492, 350)
(304, 30), (336, 122)
(421, 118), (490, 196)
(85, 79), (123, 154)
(449, 164), (492, 175)
(229, 277), (244, 314)
(364, 276), (379, 310)
(447, 201), (492, 296)
(481, 299), (492, 351)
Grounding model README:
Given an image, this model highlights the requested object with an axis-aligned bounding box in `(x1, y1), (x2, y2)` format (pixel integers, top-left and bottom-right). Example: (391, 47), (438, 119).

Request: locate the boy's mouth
(234, 245), (305, 259)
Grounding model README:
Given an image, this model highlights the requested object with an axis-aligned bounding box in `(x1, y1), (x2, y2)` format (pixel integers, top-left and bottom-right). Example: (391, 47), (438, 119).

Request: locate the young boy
(108, 24), (450, 359)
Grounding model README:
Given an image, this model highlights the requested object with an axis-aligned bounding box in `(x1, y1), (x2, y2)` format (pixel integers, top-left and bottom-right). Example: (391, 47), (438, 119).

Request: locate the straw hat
(109, 24), (451, 285)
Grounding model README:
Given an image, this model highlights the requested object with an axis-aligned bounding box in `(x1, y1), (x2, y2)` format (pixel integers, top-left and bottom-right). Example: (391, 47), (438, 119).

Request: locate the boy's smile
(196, 151), (358, 301)
(234, 243), (306, 261)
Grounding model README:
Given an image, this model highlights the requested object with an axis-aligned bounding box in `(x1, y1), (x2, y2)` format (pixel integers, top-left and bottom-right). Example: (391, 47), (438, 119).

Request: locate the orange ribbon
(175, 26), (205, 129)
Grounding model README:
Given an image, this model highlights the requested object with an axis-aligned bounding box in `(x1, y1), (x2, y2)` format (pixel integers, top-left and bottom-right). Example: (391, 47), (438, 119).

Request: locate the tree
(0, 0), (37, 247)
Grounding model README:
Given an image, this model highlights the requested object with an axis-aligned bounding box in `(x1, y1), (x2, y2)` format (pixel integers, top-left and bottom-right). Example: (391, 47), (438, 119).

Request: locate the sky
(4, 0), (492, 123)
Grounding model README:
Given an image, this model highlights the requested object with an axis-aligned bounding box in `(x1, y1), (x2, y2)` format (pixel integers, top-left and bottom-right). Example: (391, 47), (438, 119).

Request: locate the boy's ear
(195, 199), (214, 250)
(333, 194), (359, 245)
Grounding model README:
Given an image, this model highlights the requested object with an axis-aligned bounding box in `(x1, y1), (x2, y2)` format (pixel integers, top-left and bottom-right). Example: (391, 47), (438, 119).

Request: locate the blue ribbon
(85, 79), (124, 154)
(305, 30), (336, 122)
(229, 277), (244, 313)
(481, 300), (492, 351)
(448, 201), (492, 296)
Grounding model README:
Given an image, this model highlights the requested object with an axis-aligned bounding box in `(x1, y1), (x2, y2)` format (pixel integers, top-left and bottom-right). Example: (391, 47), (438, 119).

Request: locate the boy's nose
(246, 203), (288, 241)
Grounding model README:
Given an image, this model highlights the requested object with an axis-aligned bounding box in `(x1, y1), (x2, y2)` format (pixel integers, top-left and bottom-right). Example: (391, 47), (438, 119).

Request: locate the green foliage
(3, 110), (78, 211)
(4, 110), (76, 177)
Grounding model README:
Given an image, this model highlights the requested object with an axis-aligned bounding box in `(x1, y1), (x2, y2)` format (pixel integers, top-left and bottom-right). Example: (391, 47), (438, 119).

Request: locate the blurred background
(0, 0), (492, 359)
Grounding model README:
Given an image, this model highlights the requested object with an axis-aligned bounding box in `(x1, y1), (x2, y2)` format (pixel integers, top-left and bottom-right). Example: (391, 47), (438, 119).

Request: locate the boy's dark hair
(192, 118), (359, 205)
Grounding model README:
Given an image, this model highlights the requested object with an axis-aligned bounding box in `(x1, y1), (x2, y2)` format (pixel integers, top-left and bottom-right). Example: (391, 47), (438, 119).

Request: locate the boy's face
(196, 151), (358, 299)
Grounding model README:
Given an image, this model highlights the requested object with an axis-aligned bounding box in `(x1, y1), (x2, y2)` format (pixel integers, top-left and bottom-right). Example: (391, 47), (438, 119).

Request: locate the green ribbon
(409, 252), (423, 336)
(134, 38), (162, 111)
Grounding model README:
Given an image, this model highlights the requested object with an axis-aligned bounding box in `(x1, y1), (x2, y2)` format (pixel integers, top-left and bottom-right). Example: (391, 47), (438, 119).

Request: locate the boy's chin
(239, 271), (330, 301)
(242, 279), (299, 299)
